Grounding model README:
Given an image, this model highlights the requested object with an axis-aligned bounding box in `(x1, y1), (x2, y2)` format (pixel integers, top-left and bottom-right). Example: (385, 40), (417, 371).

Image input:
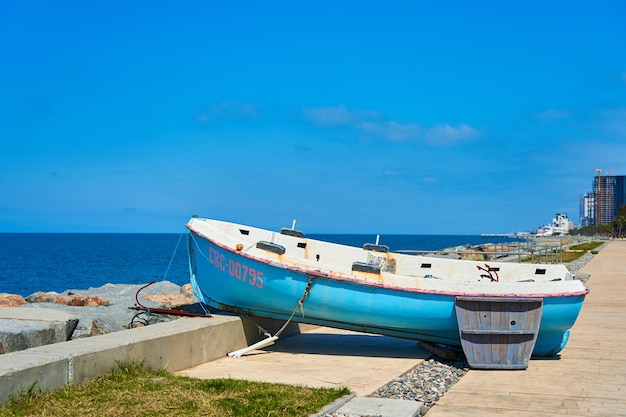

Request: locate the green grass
(560, 251), (586, 263)
(521, 250), (584, 264)
(568, 241), (605, 251)
(0, 362), (350, 417)
(520, 241), (604, 264)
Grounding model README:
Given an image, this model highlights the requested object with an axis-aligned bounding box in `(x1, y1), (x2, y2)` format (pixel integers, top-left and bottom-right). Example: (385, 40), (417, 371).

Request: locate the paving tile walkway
(427, 240), (626, 417)
(180, 326), (429, 396)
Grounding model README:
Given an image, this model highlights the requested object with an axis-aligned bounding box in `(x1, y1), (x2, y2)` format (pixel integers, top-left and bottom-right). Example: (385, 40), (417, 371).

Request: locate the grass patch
(568, 241), (605, 251)
(0, 362), (350, 417)
(521, 241), (604, 264)
(521, 249), (586, 264)
(560, 251), (586, 263)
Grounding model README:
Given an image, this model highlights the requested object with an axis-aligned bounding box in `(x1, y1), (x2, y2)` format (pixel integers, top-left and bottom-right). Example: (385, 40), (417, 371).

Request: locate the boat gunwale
(187, 224), (589, 299)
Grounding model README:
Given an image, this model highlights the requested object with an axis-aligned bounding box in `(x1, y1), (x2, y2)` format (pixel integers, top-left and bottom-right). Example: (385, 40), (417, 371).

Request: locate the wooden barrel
(455, 296), (543, 369)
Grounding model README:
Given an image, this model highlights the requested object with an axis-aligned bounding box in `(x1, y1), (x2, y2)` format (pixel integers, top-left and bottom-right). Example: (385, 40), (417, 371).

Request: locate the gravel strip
(369, 357), (469, 415)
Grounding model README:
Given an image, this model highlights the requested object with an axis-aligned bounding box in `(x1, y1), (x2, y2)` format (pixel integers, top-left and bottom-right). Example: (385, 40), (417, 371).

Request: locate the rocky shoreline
(0, 281), (200, 346)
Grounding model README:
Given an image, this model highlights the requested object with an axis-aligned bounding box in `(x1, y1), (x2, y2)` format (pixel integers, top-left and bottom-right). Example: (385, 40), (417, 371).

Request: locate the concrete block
(91, 318), (126, 336)
(0, 312), (310, 405)
(335, 396), (423, 417)
(0, 308), (78, 353)
(0, 350), (70, 403)
(19, 315), (246, 385)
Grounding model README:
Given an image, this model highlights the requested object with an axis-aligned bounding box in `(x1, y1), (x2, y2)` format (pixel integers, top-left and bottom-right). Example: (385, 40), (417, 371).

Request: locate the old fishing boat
(186, 217), (589, 368)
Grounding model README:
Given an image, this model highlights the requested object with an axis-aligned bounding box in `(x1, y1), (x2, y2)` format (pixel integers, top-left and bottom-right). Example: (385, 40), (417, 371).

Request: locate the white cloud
(358, 121), (422, 142)
(302, 106), (479, 145)
(536, 108), (571, 120)
(196, 101), (258, 123)
(302, 106), (381, 128)
(302, 106), (352, 127)
(425, 123), (480, 145)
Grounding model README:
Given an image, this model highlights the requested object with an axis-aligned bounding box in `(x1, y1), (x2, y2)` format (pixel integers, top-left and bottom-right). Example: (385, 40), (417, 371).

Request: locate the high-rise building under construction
(580, 175), (626, 226)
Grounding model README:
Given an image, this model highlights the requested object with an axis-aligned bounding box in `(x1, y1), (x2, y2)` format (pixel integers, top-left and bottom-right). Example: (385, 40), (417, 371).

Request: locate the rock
(181, 283), (195, 298)
(20, 281), (194, 339)
(140, 283), (197, 308)
(460, 251), (486, 261)
(143, 292), (194, 308)
(14, 281), (199, 340)
(26, 292), (110, 306)
(0, 308), (78, 354)
(369, 356), (468, 411)
(91, 318), (126, 336)
(54, 295), (110, 307)
(0, 294), (27, 307)
(26, 291), (59, 303)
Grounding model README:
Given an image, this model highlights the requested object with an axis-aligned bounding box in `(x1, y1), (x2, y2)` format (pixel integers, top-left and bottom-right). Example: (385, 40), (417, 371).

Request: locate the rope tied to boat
(129, 231), (213, 328)
(228, 275), (315, 357)
(274, 275), (315, 338)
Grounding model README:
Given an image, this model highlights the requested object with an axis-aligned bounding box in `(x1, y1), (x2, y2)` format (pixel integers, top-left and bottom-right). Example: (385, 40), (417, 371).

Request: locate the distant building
(586, 175), (626, 225)
(537, 213), (574, 236)
(579, 192), (595, 227)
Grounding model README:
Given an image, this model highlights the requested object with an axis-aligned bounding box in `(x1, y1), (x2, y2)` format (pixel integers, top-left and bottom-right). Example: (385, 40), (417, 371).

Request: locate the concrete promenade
(427, 240), (626, 417)
(181, 326), (429, 396)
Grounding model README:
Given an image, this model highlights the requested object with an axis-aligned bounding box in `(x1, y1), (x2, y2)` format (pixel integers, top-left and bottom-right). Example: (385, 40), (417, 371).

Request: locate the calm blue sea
(0, 233), (514, 297)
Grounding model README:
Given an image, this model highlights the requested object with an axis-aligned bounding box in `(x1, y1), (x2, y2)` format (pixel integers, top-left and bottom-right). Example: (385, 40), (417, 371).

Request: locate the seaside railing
(396, 241), (563, 264)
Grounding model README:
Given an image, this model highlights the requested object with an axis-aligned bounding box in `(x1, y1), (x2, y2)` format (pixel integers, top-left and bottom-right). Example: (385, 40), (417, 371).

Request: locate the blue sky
(1, 1), (625, 234)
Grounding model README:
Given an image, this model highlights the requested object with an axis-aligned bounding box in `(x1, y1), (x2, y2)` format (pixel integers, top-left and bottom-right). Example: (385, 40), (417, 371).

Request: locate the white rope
(147, 231), (185, 310)
(227, 278), (314, 358)
(273, 275), (315, 338)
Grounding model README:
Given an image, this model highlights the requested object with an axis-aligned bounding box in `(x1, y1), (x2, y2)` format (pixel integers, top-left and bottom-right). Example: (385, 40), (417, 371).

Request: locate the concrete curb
(335, 396), (423, 417)
(310, 394), (424, 417)
(0, 313), (270, 404)
(309, 393), (356, 417)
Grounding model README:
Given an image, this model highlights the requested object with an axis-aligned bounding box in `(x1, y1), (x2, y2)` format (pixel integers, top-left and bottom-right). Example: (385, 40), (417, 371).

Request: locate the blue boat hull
(188, 229), (586, 357)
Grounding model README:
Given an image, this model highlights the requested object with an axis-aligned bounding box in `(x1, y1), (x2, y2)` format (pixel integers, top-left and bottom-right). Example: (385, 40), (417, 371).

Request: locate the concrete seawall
(0, 313), (304, 404)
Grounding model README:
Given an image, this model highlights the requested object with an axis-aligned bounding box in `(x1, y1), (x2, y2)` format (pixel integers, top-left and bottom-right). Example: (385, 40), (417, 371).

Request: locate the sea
(0, 233), (519, 297)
